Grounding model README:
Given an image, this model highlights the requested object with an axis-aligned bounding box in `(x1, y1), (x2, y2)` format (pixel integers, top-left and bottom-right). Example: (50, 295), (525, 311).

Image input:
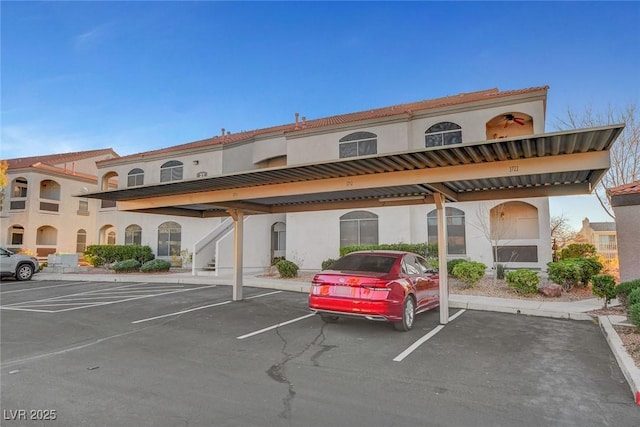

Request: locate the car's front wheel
(394, 295), (415, 332)
(16, 264), (34, 281)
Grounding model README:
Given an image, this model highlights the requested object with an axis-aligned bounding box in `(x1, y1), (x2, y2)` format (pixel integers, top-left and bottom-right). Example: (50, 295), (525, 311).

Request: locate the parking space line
(0, 281), (93, 294)
(131, 290), (283, 324)
(1, 284), (216, 313)
(237, 313), (316, 340)
(132, 301), (232, 324)
(393, 309), (467, 362)
(245, 290), (282, 299)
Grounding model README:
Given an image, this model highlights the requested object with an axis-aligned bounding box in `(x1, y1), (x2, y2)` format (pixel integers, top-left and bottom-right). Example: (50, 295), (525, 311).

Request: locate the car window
(402, 255), (421, 275)
(416, 256), (434, 273)
(330, 254), (396, 273)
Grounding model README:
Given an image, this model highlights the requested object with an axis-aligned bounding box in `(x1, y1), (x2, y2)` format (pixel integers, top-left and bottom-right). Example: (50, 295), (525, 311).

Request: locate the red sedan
(308, 251), (439, 331)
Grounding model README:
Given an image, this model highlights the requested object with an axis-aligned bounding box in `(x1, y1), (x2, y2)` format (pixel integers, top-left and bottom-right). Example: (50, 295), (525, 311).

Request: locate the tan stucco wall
(613, 204), (640, 282)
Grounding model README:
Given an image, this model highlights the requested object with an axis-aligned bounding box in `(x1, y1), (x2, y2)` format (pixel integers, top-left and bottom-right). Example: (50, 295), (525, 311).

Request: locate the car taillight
(311, 280), (324, 286)
(361, 281), (391, 289)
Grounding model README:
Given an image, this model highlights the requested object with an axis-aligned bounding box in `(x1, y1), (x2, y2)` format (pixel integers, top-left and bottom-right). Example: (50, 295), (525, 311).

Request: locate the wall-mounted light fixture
(193, 160), (199, 165)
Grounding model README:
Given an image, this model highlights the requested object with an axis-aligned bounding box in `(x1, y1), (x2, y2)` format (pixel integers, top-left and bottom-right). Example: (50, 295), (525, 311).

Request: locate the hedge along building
(86, 86), (623, 323)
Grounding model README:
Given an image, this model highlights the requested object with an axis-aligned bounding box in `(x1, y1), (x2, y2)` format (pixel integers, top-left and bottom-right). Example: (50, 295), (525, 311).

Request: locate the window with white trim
(339, 132), (377, 158)
(340, 211), (379, 247)
(127, 168), (145, 187)
(427, 207), (466, 255)
(160, 161), (183, 182)
(425, 122), (462, 147)
(125, 224), (142, 245)
(157, 221), (181, 256)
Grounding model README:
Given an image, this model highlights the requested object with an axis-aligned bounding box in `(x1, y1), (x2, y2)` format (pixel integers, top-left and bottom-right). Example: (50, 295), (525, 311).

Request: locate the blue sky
(2, 1), (639, 230)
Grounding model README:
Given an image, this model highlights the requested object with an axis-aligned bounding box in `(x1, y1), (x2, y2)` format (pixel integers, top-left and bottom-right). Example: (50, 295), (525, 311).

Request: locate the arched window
(9, 178), (28, 210)
(271, 222), (286, 258)
(76, 229), (87, 253)
(125, 224), (142, 245)
(160, 161), (183, 182)
(127, 168), (145, 187)
(339, 132), (377, 158)
(425, 122), (462, 147)
(340, 211), (378, 247)
(12, 178), (28, 198)
(158, 221), (181, 256)
(9, 225), (24, 245)
(427, 207), (466, 255)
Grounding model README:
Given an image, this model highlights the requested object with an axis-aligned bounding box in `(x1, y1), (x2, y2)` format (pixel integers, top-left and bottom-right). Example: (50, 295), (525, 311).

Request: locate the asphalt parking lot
(1, 280), (638, 427)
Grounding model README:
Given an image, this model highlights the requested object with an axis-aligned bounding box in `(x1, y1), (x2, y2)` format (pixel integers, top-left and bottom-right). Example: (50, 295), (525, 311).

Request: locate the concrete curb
(598, 316), (640, 406)
(449, 300), (594, 321)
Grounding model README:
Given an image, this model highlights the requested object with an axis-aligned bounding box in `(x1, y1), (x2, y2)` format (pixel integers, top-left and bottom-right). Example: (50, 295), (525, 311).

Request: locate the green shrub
(447, 259), (467, 277)
(547, 260), (583, 291)
(496, 263), (506, 280)
(591, 274), (617, 308)
(629, 303), (640, 329)
(628, 288), (640, 307)
(140, 259), (172, 272)
(452, 261), (486, 288)
(340, 243), (431, 258)
(112, 259), (141, 273)
(321, 259), (337, 270)
(276, 259), (299, 278)
(572, 258), (603, 287)
(84, 245), (154, 267)
(271, 256), (285, 266)
(559, 243), (597, 260)
(506, 269), (539, 294)
(615, 279), (640, 307)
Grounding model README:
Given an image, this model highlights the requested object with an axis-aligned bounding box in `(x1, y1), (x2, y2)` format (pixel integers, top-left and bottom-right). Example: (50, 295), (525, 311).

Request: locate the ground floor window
(493, 245), (538, 263)
(158, 221), (181, 256)
(271, 222), (286, 258)
(340, 211), (378, 247)
(9, 225), (24, 245)
(76, 229), (87, 253)
(125, 224), (142, 245)
(427, 207), (466, 255)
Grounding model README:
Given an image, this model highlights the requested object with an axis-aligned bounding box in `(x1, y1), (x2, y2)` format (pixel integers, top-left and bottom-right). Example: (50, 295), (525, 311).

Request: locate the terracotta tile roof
(104, 86), (549, 164)
(29, 162), (99, 181)
(4, 148), (118, 170)
(607, 180), (640, 196)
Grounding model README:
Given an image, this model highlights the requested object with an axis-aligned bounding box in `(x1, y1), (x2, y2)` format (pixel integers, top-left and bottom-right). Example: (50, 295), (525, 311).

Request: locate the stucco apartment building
(85, 86), (553, 274)
(577, 217), (618, 261)
(2, 87), (559, 272)
(1, 149), (118, 257)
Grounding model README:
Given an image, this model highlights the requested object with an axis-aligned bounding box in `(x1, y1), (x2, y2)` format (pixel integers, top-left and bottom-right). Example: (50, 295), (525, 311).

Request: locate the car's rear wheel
(319, 313), (340, 323)
(394, 295), (415, 332)
(16, 264), (34, 281)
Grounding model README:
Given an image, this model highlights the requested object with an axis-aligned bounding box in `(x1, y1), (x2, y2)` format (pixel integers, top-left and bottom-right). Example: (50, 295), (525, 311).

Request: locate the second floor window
(128, 168), (144, 187)
(339, 132), (377, 158)
(425, 122), (462, 147)
(160, 161), (183, 182)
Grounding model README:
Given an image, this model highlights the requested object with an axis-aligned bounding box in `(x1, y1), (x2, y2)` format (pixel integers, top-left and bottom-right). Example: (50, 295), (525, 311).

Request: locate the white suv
(0, 247), (40, 281)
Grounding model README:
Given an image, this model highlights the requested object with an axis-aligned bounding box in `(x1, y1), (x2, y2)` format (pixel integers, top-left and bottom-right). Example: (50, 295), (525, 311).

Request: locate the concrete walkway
(17, 269), (639, 405)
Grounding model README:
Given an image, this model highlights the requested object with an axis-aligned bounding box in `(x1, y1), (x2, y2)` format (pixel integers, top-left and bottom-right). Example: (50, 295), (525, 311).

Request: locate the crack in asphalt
(266, 322), (333, 425)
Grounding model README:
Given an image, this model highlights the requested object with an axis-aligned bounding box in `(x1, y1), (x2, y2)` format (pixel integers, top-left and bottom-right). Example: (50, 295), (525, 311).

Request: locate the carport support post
(434, 193), (449, 325)
(228, 209), (244, 301)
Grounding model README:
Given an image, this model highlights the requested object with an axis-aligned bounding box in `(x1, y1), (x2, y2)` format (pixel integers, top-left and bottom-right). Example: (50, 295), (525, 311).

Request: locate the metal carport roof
(83, 124), (624, 324)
